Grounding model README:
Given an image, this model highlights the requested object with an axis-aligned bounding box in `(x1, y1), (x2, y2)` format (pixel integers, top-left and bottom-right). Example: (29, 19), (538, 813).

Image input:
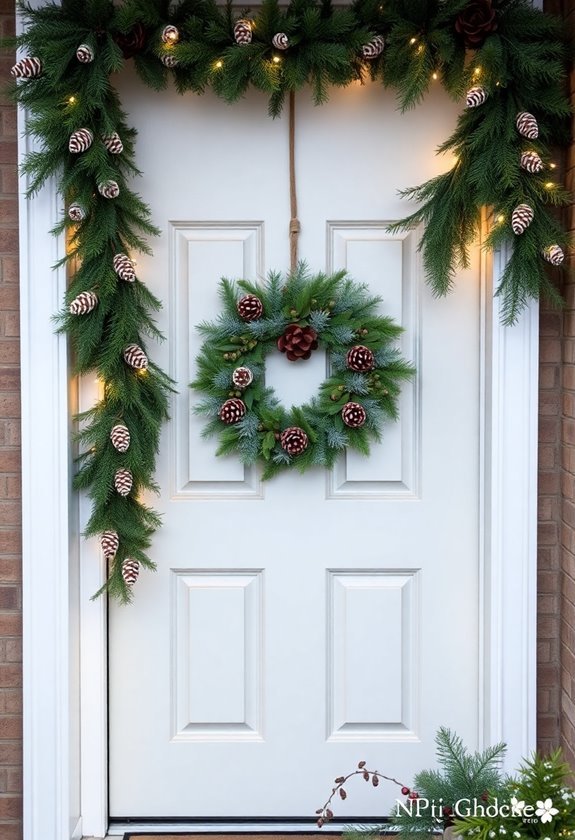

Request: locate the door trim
(19, 35), (537, 840)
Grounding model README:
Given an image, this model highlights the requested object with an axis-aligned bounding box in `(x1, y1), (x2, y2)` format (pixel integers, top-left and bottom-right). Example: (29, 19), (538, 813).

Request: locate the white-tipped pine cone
(516, 111), (539, 139)
(232, 366), (254, 388)
(102, 132), (123, 154)
(341, 401), (367, 428)
(68, 202), (85, 222)
(542, 244), (565, 266)
(98, 180), (120, 199)
(161, 25), (180, 43)
(219, 398), (246, 424)
(113, 253), (136, 282)
(520, 151), (543, 173)
(69, 291), (98, 315)
(69, 128), (94, 153)
(361, 35), (385, 59)
(76, 43), (94, 63)
(11, 57), (42, 78)
(346, 345), (375, 372)
(122, 558), (140, 586)
(123, 343), (148, 369)
(234, 20), (252, 44)
(161, 54), (179, 68)
(466, 86), (487, 108)
(237, 294), (263, 321)
(272, 32), (289, 50)
(110, 424), (131, 453)
(280, 426), (308, 456)
(511, 203), (534, 235)
(114, 468), (133, 497)
(100, 530), (119, 558)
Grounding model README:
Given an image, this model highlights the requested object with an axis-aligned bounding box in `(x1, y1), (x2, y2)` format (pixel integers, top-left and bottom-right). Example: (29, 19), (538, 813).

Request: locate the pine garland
(3, 0), (571, 599)
(191, 266), (414, 478)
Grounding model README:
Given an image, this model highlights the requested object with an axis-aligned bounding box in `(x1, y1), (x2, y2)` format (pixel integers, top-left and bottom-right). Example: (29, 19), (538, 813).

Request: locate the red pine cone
(280, 426), (309, 456)
(346, 345), (375, 372)
(237, 294), (263, 321)
(341, 402), (367, 428)
(100, 530), (119, 558)
(219, 398), (246, 424)
(277, 324), (318, 361)
(455, 0), (498, 48)
(114, 23), (147, 58)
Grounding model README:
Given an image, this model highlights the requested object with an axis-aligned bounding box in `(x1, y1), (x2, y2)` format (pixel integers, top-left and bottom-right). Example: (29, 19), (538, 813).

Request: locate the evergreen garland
(191, 266), (414, 478)
(3, 0), (571, 599)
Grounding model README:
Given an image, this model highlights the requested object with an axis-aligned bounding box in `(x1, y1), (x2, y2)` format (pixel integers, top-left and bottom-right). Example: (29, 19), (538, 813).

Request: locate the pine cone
(102, 132), (124, 154)
(113, 253), (136, 282)
(511, 203), (534, 235)
(122, 558), (140, 586)
(237, 294), (263, 321)
(68, 202), (85, 222)
(272, 33), (289, 50)
(123, 343), (148, 369)
(162, 25), (180, 43)
(277, 324), (318, 361)
(232, 366), (254, 388)
(455, 0), (498, 48)
(161, 54), (178, 68)
(69, 128), (94, 153)
(542, 244), (565, 266)
(100, 530), (119, 558)
(11, 57), (42, 78)
(361, 35), (385, 59)
(520, 151), (543, 173)
(346, 345), (375, 372)
(110, 424), (131, 453)
(98, 180), (120, 198)
(114, 468), (133, 496)
(114, 23), (147, 59)
(516, 111), (539, 139)
(234, 20), (253, 45)
(219, 398), (246, 424)
(341, 402), (367, 428)
(466, 86), (487, 108)
(280, 426), (309, 456)
(76, 44), (94, 63)
(69, 291), (98, 315)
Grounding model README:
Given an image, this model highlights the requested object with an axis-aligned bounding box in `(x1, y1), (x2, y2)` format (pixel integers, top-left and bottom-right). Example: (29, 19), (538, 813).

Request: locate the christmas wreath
(192, 267), (414, 479)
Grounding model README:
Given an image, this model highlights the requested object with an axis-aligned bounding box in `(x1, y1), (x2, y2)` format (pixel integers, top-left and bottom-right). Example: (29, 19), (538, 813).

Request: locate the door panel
(107, 68), (481, 818)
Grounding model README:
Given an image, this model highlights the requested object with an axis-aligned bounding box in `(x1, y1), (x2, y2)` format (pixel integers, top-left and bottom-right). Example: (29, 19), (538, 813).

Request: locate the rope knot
(289, 219), (301, 235)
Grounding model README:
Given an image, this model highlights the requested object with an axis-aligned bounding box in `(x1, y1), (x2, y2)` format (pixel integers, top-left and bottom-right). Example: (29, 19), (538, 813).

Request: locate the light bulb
(215, 60), (223, 69)
(549, 162), (557, 170)
(68, 95), (77, 105)
(272, 55), (281, 64)
(432, 72), (438, 80)
(409, 37), (417, 45)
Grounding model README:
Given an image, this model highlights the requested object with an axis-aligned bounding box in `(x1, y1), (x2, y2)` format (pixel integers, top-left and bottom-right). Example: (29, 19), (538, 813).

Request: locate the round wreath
(192, 267), (415, 479)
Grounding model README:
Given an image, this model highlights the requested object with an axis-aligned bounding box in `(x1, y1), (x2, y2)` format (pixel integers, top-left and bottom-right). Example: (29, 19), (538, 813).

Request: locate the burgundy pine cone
(455, 0), (498, 48)
(114, 23), (147, 58)
(277, 324), (318, 361)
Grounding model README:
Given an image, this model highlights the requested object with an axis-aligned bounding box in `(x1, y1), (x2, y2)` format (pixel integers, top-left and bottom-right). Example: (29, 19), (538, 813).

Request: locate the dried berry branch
(316, 761), (417, 827)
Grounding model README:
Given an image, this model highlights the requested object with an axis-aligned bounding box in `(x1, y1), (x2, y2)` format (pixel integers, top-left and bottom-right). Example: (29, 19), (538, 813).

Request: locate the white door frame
(18, 10), (538, 840)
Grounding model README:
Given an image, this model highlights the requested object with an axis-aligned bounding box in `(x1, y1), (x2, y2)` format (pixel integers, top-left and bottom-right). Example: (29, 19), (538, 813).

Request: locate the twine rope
(289, 90), (300, 272)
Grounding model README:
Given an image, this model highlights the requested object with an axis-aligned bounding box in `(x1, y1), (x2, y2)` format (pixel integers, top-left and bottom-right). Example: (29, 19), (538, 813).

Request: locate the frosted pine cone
(113, 253), (136, 282)
(466, 86), (487, 108)
(76, 44), (94, 63)
(520, 151), (543, 173)
(69, 291), (98, 315)
(234, 20), (252, 44)
(123, 344), (148, 369)
(232, 366), (254, 388)
(237, 294), (263, 321)
(219, 398), (246, 424)
(11, 57), (42, 78)
(341, 402), (367, 428)
(122, 558), (140, 586)
(110, 424), (131, 453)
(161, 54), (178, 68)
(516, 111), (538, 139)
(542, 244), (565, 266)
(280, 426), (308, 456)
(511, 203), (534, 235)
(277, 324), (318, 361)
(114, 468), (133, 496)
(68, 202), (85, 222)
(161, 25), (180, 43)
(69, 128), (94, 153)
(100, 530), (119, 558)
(98, 180), (120, 198)
(102, 132), (123, 154)
(346, 345), (375, 372)
(361, 35), (385, 59)
(272, 33), (289, 50)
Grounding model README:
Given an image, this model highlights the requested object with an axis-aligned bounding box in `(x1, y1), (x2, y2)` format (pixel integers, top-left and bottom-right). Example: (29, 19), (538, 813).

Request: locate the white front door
(106, 69), (482, 820)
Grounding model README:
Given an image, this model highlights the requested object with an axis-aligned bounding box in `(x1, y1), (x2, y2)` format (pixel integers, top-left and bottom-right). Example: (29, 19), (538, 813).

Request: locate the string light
(473, 66), (482, 76)
(497, 214), (505, 224)
(272, 55), (281, 64)
(432, 72), (438, 80)
(417, 44), (424, 54)
(215, 60), (223, 69)
(545, 181), (556, 190)
(409, 37), (417, 44)
(549, 162), (557, 170)
(68, 95), (77, 105)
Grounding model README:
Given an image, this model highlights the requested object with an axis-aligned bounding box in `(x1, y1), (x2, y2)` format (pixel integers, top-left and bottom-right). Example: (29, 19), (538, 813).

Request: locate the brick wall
(0, 3), (22, 838)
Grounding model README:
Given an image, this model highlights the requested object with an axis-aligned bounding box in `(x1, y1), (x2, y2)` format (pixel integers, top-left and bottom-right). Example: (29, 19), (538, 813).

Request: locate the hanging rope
(289, 90), (300, 272)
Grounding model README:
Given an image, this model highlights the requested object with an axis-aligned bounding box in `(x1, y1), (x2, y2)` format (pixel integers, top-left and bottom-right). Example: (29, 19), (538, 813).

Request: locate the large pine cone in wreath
(277, 324), (318, 361)
(455, 0), (498, 48)
(114, 23), (147, 58)
(280, 426), (309, 456)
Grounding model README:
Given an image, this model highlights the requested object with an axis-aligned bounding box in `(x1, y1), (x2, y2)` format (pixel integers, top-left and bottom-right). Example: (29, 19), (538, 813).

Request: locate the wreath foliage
(3, 0), (571, 601)
(191, 266), (415, 479)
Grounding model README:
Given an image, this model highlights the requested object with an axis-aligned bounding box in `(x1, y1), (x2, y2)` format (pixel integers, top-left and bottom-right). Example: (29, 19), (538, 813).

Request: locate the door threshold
(105, 821), (387, 835)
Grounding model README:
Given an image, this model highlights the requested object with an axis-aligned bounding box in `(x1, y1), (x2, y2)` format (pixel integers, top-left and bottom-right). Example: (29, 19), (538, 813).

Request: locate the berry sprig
(315, 761), (416, 827)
